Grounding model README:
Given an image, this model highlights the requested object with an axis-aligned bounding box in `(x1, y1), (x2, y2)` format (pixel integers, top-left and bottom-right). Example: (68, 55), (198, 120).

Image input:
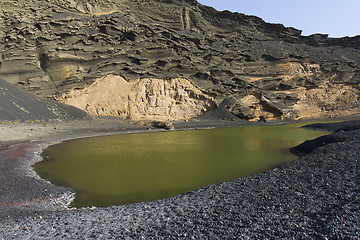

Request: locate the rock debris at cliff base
(0, 0), (359, 121)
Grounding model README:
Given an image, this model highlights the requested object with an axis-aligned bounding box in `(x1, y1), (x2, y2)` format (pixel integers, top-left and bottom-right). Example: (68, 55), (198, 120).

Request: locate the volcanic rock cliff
(0, 0), (359, 121)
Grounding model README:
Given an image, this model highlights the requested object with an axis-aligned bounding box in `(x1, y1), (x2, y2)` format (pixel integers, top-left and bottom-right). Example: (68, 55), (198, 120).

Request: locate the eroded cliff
(0, 0), (359, 121)
(59, 75), (216, 121)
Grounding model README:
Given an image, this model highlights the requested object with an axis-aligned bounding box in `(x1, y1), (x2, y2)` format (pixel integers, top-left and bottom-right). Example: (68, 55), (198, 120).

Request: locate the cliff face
(0, 0), (359, 121)
(59, 75), (216, 121)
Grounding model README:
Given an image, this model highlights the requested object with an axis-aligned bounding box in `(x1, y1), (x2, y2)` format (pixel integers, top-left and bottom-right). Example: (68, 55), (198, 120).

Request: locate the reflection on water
(34, 123), (328, 207)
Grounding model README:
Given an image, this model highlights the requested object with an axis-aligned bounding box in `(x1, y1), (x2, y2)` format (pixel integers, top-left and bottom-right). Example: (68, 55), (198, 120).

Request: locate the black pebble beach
(0, 121), (359, 239)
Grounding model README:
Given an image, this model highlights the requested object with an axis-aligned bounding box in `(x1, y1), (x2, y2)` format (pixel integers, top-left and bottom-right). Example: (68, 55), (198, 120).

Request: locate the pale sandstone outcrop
(293, 83), (359, 118)
(225, 62), (359, 120)
(59, 75), (216, 121)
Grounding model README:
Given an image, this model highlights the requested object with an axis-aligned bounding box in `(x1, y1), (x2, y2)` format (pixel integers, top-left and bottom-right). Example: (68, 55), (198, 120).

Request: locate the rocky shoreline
(0, 117), (359, 239)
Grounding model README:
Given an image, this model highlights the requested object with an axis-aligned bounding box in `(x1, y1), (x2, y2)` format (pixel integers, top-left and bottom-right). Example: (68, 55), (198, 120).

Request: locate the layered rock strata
(0, 0), (359, 120)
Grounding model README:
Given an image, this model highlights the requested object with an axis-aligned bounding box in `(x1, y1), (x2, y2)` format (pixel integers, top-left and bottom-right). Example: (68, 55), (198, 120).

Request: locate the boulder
(219, 98), (255, 120)
(260, 95), (300, 119)
(151, 121), (175, 130)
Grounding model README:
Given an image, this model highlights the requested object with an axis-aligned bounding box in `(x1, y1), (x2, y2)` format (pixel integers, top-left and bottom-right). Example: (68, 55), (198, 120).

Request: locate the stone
(219, 98), (255, 120)
(260, 95), (300, 119)
(0, 0), (359, 121)
(258, 116), (266, 122)
(151, 121), (174, 130)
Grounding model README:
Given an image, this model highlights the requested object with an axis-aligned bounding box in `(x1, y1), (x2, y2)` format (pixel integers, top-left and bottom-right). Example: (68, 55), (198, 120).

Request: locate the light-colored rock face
(293, 83), (359, 118)
(59, 75), (216, 121)
(227, 62), (358, 121)
(277, 62), (321, 79)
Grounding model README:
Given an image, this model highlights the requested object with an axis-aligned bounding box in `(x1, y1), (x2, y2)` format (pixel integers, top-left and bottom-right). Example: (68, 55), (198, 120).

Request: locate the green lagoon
(34, 123), (328, 207)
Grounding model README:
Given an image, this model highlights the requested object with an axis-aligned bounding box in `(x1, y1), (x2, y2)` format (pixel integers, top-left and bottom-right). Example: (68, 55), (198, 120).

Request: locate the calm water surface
(34, 123), (328, 207)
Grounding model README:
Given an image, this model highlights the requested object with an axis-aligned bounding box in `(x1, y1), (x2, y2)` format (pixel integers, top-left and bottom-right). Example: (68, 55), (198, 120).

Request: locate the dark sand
(0, 117), (359, 239)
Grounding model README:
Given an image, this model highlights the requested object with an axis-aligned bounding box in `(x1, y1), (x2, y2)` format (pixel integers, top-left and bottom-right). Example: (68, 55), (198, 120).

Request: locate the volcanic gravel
(0, 78), (88, 121)
(0, 121), (359, 239)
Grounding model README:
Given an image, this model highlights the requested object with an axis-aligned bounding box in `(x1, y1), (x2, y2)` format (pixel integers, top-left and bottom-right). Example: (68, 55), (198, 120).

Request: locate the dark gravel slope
(0, 121), (359, 239)
(0, 78), (88, 121)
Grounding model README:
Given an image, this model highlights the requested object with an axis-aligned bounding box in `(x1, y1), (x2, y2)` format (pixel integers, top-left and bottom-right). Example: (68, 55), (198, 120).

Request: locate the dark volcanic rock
(218, 97), (255, 120)
(151, 121), (175, 130)
(260, 94), (300, 119)
(0, 0), (359, 120)
(303, 120), (360, 132)
(291, 120), (360, 155)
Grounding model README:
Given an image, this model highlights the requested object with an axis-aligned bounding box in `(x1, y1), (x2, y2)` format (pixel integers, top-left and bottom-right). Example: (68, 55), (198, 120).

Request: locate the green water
(34, 123), (328, 208)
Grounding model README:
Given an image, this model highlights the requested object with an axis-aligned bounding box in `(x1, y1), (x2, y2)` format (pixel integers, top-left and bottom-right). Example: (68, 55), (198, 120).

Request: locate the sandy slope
(0, 78), (87, 122)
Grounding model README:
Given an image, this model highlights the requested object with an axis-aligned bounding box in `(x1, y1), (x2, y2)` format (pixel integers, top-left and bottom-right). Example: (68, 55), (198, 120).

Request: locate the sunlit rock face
(293, 83), (359, 118)
(0, 0), (359, 120)
(59, 75), (216, 121)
